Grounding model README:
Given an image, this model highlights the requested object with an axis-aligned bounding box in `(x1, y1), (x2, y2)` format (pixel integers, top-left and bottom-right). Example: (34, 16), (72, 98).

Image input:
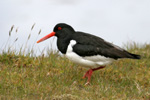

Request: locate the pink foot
(82, 66), (105, 84)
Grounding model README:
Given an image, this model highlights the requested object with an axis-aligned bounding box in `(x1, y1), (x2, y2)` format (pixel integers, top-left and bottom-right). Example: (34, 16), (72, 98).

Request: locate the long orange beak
(37, 32), (56, 43)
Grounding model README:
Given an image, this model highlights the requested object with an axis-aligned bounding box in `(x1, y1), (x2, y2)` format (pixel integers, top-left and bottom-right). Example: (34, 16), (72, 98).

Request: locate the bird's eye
(58, 27), (62, 30)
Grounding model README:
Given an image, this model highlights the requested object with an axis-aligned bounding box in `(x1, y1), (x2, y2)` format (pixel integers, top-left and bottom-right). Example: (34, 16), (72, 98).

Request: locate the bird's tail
(128, 53), (141, 59)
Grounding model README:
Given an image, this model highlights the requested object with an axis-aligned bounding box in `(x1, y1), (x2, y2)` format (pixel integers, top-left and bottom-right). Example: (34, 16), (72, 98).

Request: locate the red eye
(58, 27), (62, 30)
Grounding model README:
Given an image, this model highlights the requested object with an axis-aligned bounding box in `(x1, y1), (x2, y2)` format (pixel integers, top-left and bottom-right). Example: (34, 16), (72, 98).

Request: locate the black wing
(72, 32), (140, 59)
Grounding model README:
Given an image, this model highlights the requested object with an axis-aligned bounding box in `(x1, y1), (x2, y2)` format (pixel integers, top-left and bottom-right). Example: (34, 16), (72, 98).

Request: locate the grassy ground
(0, 25), (150, 99)
(0, 44), (150, 100)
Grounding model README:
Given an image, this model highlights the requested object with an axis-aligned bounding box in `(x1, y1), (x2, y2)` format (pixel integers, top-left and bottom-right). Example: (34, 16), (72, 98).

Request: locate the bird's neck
(57, 38), (71, 54)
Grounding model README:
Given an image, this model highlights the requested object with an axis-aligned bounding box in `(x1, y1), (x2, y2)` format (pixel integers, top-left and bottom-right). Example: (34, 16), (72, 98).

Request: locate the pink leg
(83, 66), (105, 85)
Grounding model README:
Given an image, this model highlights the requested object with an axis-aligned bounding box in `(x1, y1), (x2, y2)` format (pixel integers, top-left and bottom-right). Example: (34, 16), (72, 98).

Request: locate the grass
(0, 25), (150, 99)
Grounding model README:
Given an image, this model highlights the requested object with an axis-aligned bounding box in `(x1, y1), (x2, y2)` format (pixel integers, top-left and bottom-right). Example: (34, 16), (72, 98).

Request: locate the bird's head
(37, 23), (75, 43)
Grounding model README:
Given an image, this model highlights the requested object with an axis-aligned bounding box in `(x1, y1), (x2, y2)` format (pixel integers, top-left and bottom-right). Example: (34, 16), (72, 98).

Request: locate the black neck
(57, 37), (71, 54)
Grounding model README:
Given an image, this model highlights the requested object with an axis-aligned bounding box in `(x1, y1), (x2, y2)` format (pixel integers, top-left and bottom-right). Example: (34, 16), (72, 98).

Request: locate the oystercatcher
(37, 23), (140, 85)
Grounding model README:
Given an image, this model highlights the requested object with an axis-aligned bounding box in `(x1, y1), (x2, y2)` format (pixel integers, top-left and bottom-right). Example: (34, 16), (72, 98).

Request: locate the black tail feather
(129, 53), (141, 59)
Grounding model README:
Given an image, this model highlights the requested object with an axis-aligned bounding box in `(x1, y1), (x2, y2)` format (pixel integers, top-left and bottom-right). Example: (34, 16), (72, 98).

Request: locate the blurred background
(0, 0), (150, 55)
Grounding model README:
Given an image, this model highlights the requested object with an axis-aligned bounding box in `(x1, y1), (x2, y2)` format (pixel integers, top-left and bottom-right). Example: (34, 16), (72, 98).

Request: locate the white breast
(65, 40), (115, 69)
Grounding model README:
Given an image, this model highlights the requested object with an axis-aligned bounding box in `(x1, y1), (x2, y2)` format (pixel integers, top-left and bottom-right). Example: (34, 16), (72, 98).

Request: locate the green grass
(0, 44), (150, 100)
(0, 25), (150, 99)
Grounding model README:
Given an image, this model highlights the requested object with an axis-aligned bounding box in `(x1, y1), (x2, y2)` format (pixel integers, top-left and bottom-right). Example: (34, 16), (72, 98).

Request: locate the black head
(53, 23), (75, 33)
(37, 23), (75, 43)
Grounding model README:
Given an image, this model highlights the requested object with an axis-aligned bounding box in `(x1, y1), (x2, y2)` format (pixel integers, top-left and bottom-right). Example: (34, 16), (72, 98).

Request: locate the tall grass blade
(16, 27), (18, 33)
(28, 34), (31, 40)
(31, 23), (35, 31)
(38, 29), (41, 35)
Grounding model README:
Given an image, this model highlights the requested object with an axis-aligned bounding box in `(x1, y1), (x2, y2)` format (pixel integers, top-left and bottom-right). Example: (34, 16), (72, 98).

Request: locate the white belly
(65, 40), (115, 69)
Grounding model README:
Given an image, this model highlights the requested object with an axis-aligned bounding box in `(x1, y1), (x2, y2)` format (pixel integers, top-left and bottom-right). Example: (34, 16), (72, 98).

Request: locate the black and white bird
(37, 23), (140, 85)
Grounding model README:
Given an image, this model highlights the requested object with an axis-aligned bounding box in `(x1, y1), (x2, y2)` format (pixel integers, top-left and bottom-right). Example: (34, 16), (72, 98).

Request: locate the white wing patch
(66, 40), (76, 53)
